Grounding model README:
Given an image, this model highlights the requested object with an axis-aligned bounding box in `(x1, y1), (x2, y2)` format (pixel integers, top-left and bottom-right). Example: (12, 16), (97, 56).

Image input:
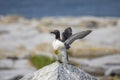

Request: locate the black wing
(65, 30), (92, 46)
(62, 27), (72, 42)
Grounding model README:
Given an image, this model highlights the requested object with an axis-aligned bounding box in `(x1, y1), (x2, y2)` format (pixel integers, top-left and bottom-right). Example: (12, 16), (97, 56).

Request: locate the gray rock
(20, 61), (97, 80)
(10, 75), (23, 80)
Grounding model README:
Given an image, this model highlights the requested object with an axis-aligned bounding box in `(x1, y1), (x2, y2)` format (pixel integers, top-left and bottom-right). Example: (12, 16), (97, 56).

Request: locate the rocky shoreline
(0, 15), (120, 80)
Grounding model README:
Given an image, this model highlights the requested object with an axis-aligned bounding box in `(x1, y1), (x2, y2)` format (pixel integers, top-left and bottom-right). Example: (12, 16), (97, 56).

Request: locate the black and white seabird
(51, 27), (92, 63)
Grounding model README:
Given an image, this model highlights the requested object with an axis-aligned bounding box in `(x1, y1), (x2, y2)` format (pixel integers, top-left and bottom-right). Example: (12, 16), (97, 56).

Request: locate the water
(0, 0), (120, 18)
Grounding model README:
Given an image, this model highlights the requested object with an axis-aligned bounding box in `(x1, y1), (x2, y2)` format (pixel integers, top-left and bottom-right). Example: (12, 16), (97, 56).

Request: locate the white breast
(52, 39), (68, 63)
(52, 39), (65, 50)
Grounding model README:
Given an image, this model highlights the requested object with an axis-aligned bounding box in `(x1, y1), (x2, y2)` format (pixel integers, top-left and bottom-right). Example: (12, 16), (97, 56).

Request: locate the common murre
(51, 27), (92, 63)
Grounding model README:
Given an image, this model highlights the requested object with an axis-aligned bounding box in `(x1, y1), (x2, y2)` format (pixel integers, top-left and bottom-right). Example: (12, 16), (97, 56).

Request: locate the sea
(0, 0), (120, 18)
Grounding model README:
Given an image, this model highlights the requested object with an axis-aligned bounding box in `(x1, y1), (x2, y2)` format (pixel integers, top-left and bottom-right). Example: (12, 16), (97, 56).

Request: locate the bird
(50, 27), (92, 63)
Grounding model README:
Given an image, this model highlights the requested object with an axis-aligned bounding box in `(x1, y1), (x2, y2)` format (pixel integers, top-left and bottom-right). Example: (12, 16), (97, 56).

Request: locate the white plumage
(52, 40), (64, 50)
(52, 39), (68, 63)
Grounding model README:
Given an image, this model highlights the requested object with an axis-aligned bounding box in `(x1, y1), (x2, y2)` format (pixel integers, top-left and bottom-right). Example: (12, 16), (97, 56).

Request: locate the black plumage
(62, 27), (72, 42)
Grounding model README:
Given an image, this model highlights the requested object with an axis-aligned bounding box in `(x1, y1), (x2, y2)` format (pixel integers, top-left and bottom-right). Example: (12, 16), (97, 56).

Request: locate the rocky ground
(0, 15), (120, 80)
(0, 59), (35, 80)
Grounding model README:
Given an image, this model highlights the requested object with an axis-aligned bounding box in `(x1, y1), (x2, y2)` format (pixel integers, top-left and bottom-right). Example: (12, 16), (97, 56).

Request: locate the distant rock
(20, 61), (97, 80)
(105, 67), (120, 77)
(10, 75), (23, 80)
(71, 54), (120, 76)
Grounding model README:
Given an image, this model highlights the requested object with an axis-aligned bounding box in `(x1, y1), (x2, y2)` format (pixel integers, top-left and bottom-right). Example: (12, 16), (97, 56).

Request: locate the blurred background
(0, 0), (120, 80)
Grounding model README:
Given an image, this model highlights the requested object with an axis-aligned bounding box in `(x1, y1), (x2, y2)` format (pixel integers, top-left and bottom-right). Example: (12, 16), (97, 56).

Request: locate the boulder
(20, 61), (97, 80)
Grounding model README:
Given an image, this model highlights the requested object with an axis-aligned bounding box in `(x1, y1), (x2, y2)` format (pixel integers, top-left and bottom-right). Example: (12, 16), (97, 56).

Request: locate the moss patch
(29, 55), (55, 69)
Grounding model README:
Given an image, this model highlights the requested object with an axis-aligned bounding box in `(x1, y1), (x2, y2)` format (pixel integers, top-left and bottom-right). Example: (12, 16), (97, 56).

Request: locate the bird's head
(50, 30), (60, 39)
(50, 30), (59, 34)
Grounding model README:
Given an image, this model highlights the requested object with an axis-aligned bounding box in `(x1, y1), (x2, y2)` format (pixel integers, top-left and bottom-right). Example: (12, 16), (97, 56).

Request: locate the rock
(20, 61), (97, 80)
(10, 75), (23, 80)
(71, 54), (120, 76)
(105, 68), (120, 77)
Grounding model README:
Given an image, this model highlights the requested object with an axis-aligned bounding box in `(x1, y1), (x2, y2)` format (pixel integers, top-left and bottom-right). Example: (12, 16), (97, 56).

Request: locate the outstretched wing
(64, 30), (92, 45)
(62, 27), (72, 42)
